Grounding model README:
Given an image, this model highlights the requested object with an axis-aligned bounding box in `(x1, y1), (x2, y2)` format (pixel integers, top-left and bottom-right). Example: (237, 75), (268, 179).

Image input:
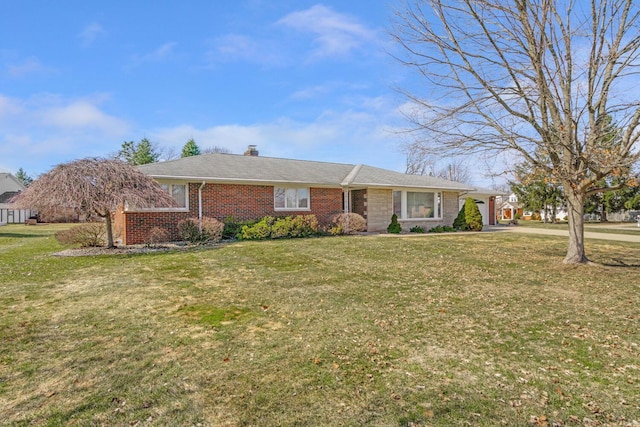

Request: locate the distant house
(0, 173), (31, 224)
(114, 147), (495, 244)
(496, 193), (523, 220)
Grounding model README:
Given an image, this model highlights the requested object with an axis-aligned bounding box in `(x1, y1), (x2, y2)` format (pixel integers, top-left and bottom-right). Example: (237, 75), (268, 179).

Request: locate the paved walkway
(485, 225), (640, 243)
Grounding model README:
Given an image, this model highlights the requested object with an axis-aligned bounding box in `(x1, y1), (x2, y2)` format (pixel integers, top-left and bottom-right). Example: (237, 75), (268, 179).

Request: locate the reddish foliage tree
(13, 158), (176, 248)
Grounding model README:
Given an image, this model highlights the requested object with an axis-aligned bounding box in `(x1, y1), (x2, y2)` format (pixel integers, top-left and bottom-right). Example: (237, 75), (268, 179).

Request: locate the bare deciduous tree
(13, 158), (177, 248)
(393, 0), (640, 263)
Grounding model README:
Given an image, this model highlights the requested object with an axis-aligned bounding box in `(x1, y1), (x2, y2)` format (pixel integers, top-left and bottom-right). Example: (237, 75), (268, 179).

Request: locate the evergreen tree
(464, 197), (483, 231)
(15, 168), (33, 187)
(117, 138), (159, 165)
(181, 139), (201, 158)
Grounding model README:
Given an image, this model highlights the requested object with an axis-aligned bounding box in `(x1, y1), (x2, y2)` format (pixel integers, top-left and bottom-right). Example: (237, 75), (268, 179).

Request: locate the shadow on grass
(599, 259), (640, 268)
(0, 232), (47, 239)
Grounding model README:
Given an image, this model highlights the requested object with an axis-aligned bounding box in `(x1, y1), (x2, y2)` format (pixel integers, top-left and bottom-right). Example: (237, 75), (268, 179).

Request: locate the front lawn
(1, 224), (638, 426)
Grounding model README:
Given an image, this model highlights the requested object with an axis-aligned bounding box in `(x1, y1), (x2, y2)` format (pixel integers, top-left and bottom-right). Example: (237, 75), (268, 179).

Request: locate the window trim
(274, 186), (311, 211)
(392, 189), (442, 220)
(125, 181), (189, 212)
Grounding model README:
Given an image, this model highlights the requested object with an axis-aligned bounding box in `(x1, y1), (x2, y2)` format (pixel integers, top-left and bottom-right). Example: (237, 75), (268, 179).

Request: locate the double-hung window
(393, 190), (441, 220)
(274, 187), (309, 210)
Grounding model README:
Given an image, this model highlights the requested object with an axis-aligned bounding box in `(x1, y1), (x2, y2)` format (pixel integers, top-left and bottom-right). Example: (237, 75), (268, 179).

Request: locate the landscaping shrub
(464, 198), (483, 231)
(428, 225), (456, 233)
(240, 216), (275, 240)
(386, 214), (402, 234)
(55, 222), (106, 247)
(177, 217), (224, 244)
(328, 213), (367, 235)
(240, 215), (319, 240)
(409, 225), (425, 233)
(145, 227), (170, 247)
(289, 215), (319, 237)
(453, 198), (483, 231)
(222, 216), (256, 240)
(453, 206), (468, 231)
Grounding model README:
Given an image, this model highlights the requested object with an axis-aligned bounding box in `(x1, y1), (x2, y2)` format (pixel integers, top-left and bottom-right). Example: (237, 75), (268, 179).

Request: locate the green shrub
(55, 222), (106, 247)
(464, 198), (483, 231)
(428, 225), (456, 233)
(240, 215), (319, 240)
(222, 216), (256, 240)
(453, 198), (483, 231)
(387, 214), (402, 234)
(329, 213), (367, 235)
(177, 217), (224, 244)
(409, 225), (425, 233)
(453, 206), (468, 231)
(289, 215), (319, 237)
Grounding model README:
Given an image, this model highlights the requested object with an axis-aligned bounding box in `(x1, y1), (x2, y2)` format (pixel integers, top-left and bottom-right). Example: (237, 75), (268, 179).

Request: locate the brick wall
(118, 183), (344, 245)
(350, 189), (367, 219)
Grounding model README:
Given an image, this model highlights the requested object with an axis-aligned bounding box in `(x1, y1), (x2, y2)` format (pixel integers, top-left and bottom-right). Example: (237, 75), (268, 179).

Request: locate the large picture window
(274, 187), (309, 210)
(392, 190), (441, 220)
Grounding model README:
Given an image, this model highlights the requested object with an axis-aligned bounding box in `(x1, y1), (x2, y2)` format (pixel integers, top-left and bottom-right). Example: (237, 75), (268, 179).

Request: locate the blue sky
(0, 1), (498, 185)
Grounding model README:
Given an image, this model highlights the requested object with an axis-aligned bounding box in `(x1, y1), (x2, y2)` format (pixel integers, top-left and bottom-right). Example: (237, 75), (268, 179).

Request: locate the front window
(393, 190), (442, 220)
(161, 183), (187, 208)
(275, 187), (309, 210)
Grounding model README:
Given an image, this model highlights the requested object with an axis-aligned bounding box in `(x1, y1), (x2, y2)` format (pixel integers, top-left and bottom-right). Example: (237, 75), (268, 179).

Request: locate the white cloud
(204, 34), (284, 67)
(129, 42), (178, 68)
(41, 100), (129, 133)
(0, 93), (132, 173)
(149, 97), (406, 171)
(276, 4), (378, 60)
(79, 22), (107, 47)
(5, 56), (49, 78)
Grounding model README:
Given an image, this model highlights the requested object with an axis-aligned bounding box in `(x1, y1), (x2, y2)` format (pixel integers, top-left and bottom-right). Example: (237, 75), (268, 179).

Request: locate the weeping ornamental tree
(13, 158), (177, 248)
(393, 0), (640, 264)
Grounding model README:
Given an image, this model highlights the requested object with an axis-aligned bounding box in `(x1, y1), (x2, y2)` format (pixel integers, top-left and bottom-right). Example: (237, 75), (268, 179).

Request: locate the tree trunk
(563, 186), (589, 264)
(601, 204), (608, 222)
(104, 212), (115, 248)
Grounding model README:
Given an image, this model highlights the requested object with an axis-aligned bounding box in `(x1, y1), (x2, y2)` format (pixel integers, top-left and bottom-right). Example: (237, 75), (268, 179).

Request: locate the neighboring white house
(0, 173), (30, 224)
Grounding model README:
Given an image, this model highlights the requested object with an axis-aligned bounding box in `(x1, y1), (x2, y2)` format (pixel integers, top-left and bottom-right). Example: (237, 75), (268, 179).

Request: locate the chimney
(244, 145), (259, 156)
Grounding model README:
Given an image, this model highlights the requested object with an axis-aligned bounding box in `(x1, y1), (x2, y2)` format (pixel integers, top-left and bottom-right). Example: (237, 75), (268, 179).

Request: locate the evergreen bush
(463, 197), (483, 231)
(240, 215), (319, 240)
(453, 206), (468, 231)
(386, 214), (402, 234)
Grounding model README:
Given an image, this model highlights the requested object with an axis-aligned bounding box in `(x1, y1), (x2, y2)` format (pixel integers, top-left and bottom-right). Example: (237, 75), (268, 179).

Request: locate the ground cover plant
(1, 224), (639, 426)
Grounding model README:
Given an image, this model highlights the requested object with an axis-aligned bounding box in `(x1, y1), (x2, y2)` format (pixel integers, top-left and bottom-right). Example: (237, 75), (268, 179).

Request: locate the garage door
(459, 198), (490, 226)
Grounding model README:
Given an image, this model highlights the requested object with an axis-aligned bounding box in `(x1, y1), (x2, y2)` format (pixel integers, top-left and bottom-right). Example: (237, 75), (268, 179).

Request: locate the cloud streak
(277, 4), (378, 60)
(78, 22), (107, 47)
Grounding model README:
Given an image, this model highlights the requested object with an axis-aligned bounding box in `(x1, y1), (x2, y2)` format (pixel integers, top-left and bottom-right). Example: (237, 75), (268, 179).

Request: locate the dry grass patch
(1, 225), (638, 426)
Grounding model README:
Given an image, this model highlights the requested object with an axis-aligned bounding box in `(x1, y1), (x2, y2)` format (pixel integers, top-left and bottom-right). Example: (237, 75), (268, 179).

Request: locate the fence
(584, 210), (640, 222)
(0, 209), (34, 224)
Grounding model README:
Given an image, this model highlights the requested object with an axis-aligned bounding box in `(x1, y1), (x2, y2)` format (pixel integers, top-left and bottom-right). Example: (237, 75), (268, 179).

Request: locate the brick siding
(117, 183), (343, 245)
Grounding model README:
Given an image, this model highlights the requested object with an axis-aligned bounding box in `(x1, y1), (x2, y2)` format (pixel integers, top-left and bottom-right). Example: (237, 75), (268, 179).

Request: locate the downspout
(198, 181), (206, 231)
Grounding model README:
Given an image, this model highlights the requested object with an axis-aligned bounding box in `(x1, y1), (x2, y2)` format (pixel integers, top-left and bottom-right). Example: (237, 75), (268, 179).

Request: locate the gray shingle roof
(138, 153), (475, 191)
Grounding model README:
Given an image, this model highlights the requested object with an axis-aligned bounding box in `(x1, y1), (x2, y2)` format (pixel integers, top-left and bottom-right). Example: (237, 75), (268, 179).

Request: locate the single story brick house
(114, 147), (493, 244)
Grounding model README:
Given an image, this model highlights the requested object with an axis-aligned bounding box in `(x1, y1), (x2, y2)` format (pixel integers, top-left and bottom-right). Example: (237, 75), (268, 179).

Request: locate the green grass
(1, 224), (639, 426)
